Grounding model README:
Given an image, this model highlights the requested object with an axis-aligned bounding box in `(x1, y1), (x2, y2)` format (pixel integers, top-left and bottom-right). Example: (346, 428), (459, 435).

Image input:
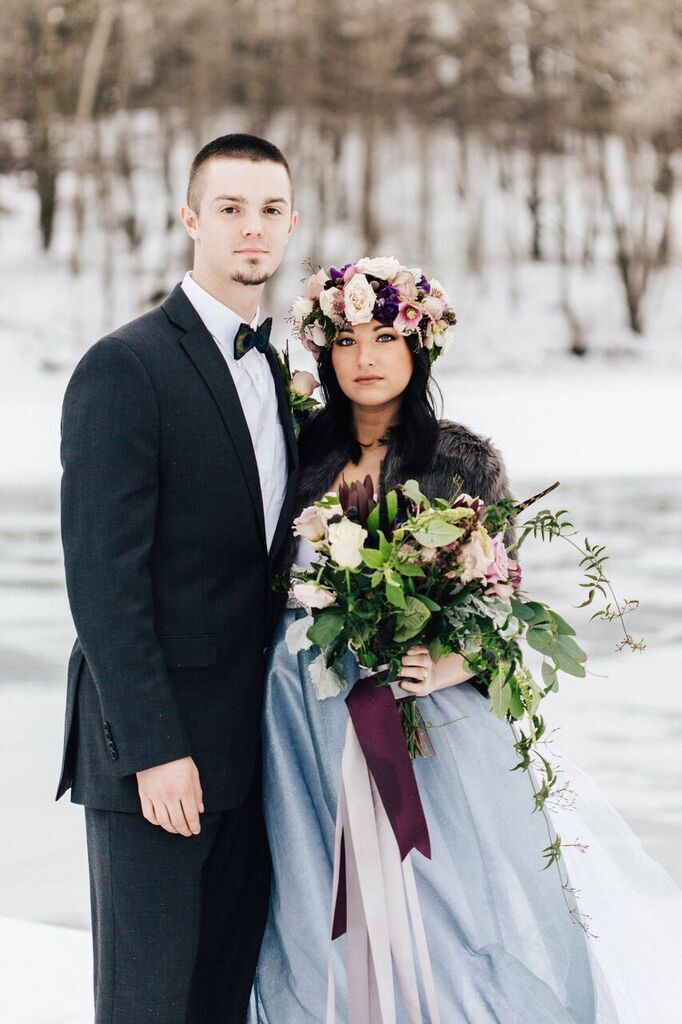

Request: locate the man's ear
(180, 205), (199, 240)
(288, 209), (299, 237)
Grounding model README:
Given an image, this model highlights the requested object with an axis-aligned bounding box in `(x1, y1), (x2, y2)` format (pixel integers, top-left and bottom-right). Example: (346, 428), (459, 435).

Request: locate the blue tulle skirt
(248, 610), (682, 1023)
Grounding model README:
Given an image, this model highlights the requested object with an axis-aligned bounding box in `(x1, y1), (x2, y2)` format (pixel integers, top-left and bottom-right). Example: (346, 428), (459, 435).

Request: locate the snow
(0, 917), (92, 1024)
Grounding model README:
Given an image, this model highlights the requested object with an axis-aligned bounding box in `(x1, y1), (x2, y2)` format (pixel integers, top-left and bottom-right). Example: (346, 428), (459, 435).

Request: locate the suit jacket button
(110, 750), (119, 761)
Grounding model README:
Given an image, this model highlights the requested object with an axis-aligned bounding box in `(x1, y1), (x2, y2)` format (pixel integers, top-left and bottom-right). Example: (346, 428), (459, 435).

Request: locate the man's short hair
(186, 133), (292, 212)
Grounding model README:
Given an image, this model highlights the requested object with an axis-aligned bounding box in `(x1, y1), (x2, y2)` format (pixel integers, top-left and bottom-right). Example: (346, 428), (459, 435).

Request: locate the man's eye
(221, 207), (237, 214)
(265, 207), (282, 215)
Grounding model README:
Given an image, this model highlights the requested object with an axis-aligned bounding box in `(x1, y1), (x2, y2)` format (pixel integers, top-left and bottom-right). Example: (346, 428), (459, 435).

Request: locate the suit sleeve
(61, 336), (191, 778)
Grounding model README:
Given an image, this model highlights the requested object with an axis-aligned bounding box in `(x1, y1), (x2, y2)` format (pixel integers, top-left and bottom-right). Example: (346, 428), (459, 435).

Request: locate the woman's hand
(398, 645), (475, 697)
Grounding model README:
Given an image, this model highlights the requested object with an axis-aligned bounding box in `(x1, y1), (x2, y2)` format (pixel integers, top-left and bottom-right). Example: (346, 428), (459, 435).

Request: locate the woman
(249, 259), (682, 1023)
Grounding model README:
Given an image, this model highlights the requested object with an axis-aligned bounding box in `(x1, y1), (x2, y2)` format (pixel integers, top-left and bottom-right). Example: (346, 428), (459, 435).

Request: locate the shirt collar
(181, 272), (259, 359)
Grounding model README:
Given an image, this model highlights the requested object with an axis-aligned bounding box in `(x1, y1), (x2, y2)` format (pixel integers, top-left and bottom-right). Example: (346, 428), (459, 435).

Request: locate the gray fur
(282, 418), (515, 569)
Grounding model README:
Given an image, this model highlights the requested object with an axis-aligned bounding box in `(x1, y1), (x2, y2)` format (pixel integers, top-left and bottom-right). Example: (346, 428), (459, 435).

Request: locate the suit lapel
(264, 345), (300, 562)
(178, 322), (267, 551)
(264, 346), (299, 472)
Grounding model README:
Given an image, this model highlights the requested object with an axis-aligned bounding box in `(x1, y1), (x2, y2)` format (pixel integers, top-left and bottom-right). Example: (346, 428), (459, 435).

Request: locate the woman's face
(330, 319), (414, 410)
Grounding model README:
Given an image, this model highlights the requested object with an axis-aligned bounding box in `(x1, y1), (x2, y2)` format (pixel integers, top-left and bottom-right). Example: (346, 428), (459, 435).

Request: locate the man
(57, 133), (299, 1023)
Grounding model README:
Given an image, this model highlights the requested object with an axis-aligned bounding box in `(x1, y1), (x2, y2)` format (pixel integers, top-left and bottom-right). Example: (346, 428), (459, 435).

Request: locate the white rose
(319, 286), (344, 325)
(285, 614), (314, 654)
(291, 296), (314, 326)
(343, 274), (376, 325)
(354, 257), (404, 281)
(434, 327), (454, 355)
(459, 527), (494, 583)
(308, 651), (346, 700)
(328, 519), (368, 569)
(292, 581), (337, 609)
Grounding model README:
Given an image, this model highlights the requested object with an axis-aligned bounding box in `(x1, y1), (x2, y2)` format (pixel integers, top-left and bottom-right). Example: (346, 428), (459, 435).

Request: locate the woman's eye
(377, 333), (395, 343)
(335, 336), (354, 347)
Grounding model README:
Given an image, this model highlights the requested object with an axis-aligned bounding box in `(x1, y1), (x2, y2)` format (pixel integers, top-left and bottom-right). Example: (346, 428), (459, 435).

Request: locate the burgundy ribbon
(332, 673), (431, 939)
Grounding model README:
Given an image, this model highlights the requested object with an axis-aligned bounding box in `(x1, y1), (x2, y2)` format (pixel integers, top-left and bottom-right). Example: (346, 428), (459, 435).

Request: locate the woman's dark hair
(299, 340), (442, 475)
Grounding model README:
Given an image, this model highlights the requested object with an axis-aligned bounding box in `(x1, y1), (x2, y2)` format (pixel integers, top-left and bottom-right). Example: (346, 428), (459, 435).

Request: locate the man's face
(183, 157), (298, 286)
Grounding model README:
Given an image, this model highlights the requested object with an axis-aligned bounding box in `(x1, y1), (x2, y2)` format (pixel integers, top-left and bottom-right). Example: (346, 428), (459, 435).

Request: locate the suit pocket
(160, 634), (217, 668)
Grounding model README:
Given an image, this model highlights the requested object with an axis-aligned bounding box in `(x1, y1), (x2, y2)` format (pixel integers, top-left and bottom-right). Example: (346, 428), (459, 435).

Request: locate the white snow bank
(0, 917), (91, 1023)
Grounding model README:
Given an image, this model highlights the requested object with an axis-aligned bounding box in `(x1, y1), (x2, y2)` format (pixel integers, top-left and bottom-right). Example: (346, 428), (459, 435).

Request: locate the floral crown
(291, 256), (457, 363)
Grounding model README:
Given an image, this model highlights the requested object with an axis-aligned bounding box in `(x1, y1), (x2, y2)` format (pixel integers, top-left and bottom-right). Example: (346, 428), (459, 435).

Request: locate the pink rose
(484, 536), (510, 586)
(458, 528), (494, 582)
(423, 294), (445, 321)
(290, 370), (319, 398)
(292, 581), (337, 609)
(484, 581), (515, 604)
(391, 270), (418, 300)
(306, 269), (329, 300)
(300, 322), (327, 359)
(292, 505), (328, 543)
(343, 264), (358, 284)
(508, 558), (523, 589)
(393, 301), (423, 335)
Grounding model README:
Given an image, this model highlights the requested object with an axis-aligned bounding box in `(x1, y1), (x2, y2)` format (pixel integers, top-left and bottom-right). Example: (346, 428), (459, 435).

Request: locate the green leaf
(416, 594), (441, 611)
(523, 601), (552, 625)
(366, 504), (380, 536)
(385, 580), (406, 608)
(307, 610), (345, 649)
(526, 626), (556, 658)
(397, 562), (426, 577)
(555, 635), (587, 663)
(548, 611), (577, 636)
(556, 657), (586, 678)
(378, 531), (392, 559)
(403, 479), (427, 505)
(541, 661), (558, 692)
(393, 596), (432, 642)
(508, 687), (525, 720)
(412, 520), (464, 547)
(361, 547), (386, 569)
(489, 669), (512, 719)
(511, 598), (535, 623)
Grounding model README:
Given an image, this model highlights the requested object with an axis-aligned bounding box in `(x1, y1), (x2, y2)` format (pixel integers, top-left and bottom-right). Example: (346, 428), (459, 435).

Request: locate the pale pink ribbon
(326, 672), (442, 1024)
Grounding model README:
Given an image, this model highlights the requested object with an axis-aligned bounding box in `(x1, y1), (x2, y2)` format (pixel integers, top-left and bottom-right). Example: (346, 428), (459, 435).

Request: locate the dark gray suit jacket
(57, 284), (298, 812)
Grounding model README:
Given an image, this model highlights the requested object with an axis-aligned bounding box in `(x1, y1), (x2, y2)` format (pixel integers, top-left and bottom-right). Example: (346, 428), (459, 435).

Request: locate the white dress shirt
(181, 272), (288, 551)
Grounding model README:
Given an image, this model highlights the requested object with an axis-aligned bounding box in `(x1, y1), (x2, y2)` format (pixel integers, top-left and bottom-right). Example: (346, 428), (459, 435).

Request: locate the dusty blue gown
(247, 607), (602, 1023)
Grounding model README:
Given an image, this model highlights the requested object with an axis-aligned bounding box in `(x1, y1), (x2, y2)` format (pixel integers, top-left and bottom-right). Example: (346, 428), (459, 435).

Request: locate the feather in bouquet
(288, 475), (643, 838)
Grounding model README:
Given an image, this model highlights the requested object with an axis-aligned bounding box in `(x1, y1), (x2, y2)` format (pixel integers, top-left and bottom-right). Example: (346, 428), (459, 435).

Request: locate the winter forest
(1, 2), (681, 1019)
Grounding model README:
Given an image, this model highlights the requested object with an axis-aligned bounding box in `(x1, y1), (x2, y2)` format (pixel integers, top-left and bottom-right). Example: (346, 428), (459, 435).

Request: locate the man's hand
(136, 756), (204, 836)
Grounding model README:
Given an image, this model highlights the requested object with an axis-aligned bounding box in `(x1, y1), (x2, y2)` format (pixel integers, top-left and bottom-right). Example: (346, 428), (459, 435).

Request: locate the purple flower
(417, 274), (431, 294)
(330, 263), (353, 282)
(373, 283), (401, 325)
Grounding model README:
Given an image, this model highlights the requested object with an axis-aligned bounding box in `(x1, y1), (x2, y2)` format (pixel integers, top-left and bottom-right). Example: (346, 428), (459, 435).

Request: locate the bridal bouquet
(287, 476), (642, 817)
